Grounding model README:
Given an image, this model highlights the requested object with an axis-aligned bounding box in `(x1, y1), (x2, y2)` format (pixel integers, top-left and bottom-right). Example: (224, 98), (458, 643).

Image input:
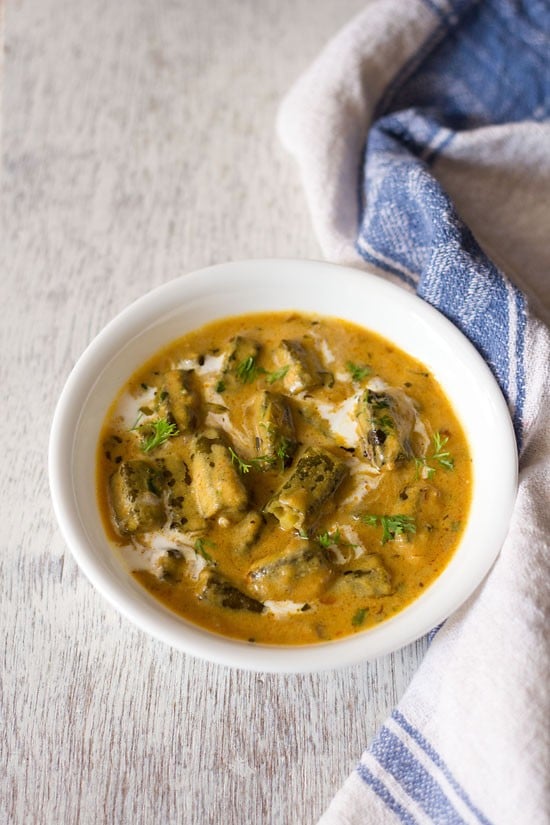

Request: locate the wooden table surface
(2, 2), (429, 822)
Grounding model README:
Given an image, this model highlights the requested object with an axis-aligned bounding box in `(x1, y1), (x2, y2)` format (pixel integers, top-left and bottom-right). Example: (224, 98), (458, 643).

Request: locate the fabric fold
(278, 1), (550, 823)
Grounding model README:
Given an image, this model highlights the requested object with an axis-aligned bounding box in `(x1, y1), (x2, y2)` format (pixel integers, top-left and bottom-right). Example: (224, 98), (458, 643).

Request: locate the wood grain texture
(1, 1), (429, 823)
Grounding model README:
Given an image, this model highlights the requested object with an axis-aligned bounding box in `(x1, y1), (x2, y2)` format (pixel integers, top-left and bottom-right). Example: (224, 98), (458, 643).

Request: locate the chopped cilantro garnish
(228, 443), (291, 474)
(266, 365), (289, 384)
(194, 538), (216, 564)
(228, 447), (253, 473)
(352, 607), (368, 627)
(415, 431), (455, 478)
(359, 513), (416, 544)
(140, 418), (179, 452)
(316, 529), (357, 550)
(432, 431), (455, 470)
(346, 362), (371, 382)
(235, 355), (262, 383)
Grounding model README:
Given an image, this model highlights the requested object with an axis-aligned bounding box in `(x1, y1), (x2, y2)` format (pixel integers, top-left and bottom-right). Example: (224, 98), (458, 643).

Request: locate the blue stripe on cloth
(393, 710), (494, 825)
(358, 134), (518, 427)
(355, 241), (418, 289)
(354, 0), (548, 447)
(512, 286), (527, 441)
(356, 763), (419, 825)
(370, 727), (468, 824)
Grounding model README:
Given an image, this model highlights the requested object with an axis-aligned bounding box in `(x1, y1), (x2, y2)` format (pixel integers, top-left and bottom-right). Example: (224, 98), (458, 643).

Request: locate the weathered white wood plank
(1, 1), (429, 823)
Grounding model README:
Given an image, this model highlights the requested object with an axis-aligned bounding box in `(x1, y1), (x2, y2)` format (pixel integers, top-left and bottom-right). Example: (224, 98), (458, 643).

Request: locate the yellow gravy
(97, 312), (472, 645)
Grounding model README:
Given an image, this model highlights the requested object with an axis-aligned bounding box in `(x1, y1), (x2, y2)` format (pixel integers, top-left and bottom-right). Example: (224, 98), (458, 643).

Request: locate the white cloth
(278, 2), (550, 823)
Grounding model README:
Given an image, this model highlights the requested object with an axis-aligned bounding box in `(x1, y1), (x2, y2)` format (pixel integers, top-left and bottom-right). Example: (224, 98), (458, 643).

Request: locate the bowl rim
(49, 257), (518, 672)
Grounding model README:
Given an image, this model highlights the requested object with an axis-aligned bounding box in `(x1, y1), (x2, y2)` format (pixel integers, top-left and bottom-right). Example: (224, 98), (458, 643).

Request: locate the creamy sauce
(97, 312), (472, 645)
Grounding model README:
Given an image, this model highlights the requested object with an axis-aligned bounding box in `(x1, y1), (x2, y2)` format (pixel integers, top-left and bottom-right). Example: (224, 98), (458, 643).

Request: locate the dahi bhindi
(97, 311), (472, 644)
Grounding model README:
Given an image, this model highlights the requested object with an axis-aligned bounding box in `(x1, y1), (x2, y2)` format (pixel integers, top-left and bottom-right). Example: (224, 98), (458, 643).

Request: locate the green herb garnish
(414, 457), (436, 480)
(228, 442), (290, 474)
(266, 365), (290, 384)
(234, 358), (291, 386)
(228, 447), (253, 473)
(215, 380), (226, 393)
(346, 362), (371, 382)
(141, 418), (179, 452)
(316, 529), (356, 550)
(194, 537), (216, 564)
(352, 608), (368, 627)
(431, 431), (455, 470)
(415, 431), (454, 478)
(359, 513), (416, 544)
(235, 355), (262, 383)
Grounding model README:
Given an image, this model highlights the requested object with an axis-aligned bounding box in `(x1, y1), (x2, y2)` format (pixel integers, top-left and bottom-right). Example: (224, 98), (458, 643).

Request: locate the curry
(97, 312), (472, 645)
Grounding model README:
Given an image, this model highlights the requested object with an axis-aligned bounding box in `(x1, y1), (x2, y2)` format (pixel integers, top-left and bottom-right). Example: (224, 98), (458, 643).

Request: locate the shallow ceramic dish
(49, 259), (517, 672)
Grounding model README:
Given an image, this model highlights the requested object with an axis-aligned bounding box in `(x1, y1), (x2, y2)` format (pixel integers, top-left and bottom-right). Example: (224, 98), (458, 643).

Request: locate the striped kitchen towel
(278, 1), (550, 824)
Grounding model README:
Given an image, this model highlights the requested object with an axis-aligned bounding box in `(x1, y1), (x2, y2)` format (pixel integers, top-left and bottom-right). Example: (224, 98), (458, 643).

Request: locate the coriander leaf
(317, 531), (335, 549)
(141, 418), (179, 452)
(228, 447), (253, 473)
(194, 538), (216, 564)
(359, 513), (416, 544)
(359, 514), (379, 526)
(235, 355), (263, 383)
(379, 515), (416, 544)
(414, 457), (435, 480)
(414, 432), (454, 478)
(352, 607), (368, 627)
(316, 529), (356, 550)
(346, 362), (372, 382)
(228, 446), (286, 473)
(432, 431), (455, 469)
(266, 365), (289, 384)
(274, 437), (292, 472)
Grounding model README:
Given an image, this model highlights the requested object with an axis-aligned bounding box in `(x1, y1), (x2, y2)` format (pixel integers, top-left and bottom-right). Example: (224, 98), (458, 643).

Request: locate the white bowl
(49, 259), (517, 672)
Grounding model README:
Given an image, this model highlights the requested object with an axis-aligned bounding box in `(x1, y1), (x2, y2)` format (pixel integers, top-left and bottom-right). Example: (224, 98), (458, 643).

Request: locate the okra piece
(190, 429), (248, 520)
(246, 537), (334, 602)
(328, 554), (394, 598)
(197, 570), (264, 613)
(356, 388), (415, 469)
(229, 511), (265, 559)
(158, 369), (200, 433)
(109, 460), (165, 534)
(273, 339), (327, 395)
(156, 456), (205, 532)
(222, 336), (261, 387)
(253, 390), (297, 466)
(264, 447), (347, 531)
